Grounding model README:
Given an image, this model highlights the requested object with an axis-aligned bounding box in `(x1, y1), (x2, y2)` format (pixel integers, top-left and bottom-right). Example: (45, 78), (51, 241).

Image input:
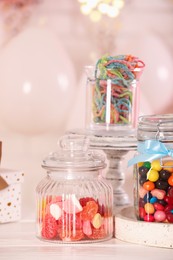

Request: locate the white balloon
(0, 27), (76, 135)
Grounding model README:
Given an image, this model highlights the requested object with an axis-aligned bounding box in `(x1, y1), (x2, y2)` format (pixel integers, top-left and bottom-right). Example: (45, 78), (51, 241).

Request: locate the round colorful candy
(139, 166), (149, 177)
(151, 160), (162, 171)
(163, 161), (173, 173)
(166, 213), (173, 223)
(139, 207), (146, 219)
(150, 196), (157, 204)
(144, 214), (155, 222)
(168, 175), (173, 186)
(151, 189), (166, 200)
(143, 181), (155, 191)
(153, 202), (165, 211)
(164, 196), (173, 205)
(155, 180), (169, 191)
(167, 186), (173, 197)
(159, 170), (171, 181)
(165, 205), (173, 213)
(139, 176), (147, 185)
(147, 169), (159, 182)
(143, 161), (151, 169)
(144, 203), (155, 214)
(154, 210), (166, 222)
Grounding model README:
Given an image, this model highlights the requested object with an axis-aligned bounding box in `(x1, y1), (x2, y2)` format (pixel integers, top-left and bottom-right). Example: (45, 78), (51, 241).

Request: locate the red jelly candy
(165, 205), (173, 214)
(167, 186), (173, 197)
(87, 226), (106, 240)
(81, 201), (98, 221)
(139, 207), (146, 219)
(79, 197), (96, 207)
(164, 196), (173, 205)
(153, 202), (165, 211)
(41, 214), (58, 239)
(166, 213), (173, 223)
(144, 214), (155, 222)
(57, 212), (83, 230)
(58, 227), (84, 241)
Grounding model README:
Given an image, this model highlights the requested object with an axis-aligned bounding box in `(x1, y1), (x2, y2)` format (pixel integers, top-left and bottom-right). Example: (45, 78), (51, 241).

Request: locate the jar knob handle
(58, 134), (89, 152)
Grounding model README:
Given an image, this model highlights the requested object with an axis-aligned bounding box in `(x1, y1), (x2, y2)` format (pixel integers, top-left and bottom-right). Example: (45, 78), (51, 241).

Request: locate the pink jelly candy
(63, 195), (83, 214)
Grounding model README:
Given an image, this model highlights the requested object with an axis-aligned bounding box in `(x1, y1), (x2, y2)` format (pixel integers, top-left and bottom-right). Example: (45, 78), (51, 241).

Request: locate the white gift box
(0, 168), (24, 223)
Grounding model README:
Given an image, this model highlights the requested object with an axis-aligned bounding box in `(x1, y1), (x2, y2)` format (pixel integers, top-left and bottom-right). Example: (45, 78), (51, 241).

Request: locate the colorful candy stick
(92, 55), (145, 125)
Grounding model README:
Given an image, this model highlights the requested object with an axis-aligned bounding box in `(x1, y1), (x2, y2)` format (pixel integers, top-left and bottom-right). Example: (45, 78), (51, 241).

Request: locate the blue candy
(150, 196), (158, 204)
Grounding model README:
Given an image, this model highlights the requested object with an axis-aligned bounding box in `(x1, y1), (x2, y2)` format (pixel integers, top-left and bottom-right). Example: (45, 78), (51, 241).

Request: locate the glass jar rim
(137, 114), (173, 141)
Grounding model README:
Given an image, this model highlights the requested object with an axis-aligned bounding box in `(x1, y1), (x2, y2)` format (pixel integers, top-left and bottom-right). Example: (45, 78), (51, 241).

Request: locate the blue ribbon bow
(128, 140), (173, 167)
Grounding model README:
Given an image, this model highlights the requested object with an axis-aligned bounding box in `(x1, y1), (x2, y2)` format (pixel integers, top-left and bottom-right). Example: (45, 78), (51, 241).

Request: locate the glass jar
(36, 135), (113, 243)
(85, 58), (145, 131)
(129, 114), (173, 223)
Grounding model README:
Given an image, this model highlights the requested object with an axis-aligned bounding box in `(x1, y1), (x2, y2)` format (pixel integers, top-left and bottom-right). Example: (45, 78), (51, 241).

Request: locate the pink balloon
(0, 27), (76, 135)
(139, 34), (173, 114)
(117, 33), (173, 114)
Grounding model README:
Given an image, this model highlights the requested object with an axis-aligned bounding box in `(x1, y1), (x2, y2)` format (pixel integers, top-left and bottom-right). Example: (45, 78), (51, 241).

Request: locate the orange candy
(163, 161), (173, 173)
(143, 181), (155, 191)
(168, 175), (173, 186)
(81, 201), (98, 221)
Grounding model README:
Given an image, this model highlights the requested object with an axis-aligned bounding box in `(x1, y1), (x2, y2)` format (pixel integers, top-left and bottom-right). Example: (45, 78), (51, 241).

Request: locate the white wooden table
(0, 221), (172, 260)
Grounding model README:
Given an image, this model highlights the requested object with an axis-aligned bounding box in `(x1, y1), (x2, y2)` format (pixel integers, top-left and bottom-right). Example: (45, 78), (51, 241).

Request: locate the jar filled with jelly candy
(85, 55), (145, 131)
(36, 134), (113, 243)
(128, 114), (173, 223)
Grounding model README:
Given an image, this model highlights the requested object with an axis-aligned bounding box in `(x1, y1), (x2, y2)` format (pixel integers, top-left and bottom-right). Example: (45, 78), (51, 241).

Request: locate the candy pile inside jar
(92, 55), (145, 125)
(38, 194), (112, 242)
(137, 159), (173, 223)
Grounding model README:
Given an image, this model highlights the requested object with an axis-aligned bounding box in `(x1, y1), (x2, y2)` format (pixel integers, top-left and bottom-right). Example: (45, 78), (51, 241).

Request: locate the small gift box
(0, 167), (24, 223)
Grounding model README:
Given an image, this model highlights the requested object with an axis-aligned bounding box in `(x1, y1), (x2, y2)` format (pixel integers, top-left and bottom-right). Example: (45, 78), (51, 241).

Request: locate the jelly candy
(41, 214), (58, 239)
(91, 213), (102, 229)
(50, 203), (62, 220)
(83, 220), (92, 236)
(63, 194), (83, 214)
(58, 227), (85, 242)
(81, 201), (98, 221)
(87, 226), (106, 239)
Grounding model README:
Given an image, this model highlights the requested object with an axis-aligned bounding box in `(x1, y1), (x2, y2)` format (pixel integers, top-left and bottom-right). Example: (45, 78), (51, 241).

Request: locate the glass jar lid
(42, 134), (106, 171)
(137, 114), (173, 141)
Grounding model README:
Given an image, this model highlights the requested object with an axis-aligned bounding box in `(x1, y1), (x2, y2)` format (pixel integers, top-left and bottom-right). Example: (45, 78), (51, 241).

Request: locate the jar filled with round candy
(85, 55), (145, 131)
(128, 114), (173, 223)
(36, 134), (113, 243)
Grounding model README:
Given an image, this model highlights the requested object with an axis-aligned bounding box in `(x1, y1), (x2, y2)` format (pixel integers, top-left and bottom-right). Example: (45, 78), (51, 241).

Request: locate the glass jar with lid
(128, 114), (173, 223)
(36, 134), (113, 243)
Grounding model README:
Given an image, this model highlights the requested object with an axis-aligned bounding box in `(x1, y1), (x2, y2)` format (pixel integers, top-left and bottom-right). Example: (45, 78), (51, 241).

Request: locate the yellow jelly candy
(151, 160), (162, 171)
(144, 203), (155, 214)
(91, 213), (102, 229)
(147, 169), (159, 182)
(137, 162), (144, 168)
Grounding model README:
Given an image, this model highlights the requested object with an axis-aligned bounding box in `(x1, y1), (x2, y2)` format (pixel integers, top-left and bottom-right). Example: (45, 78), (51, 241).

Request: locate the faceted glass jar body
(36, 135), (113, 243)
(132, 114), (173, 223)
(85, 65), (144, 131)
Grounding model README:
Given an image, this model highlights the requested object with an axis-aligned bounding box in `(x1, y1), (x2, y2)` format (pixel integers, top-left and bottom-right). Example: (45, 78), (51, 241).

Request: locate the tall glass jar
(36, 135), (113, 243)
(85, 59), (145, 131)
(129, 114), (173, 223)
